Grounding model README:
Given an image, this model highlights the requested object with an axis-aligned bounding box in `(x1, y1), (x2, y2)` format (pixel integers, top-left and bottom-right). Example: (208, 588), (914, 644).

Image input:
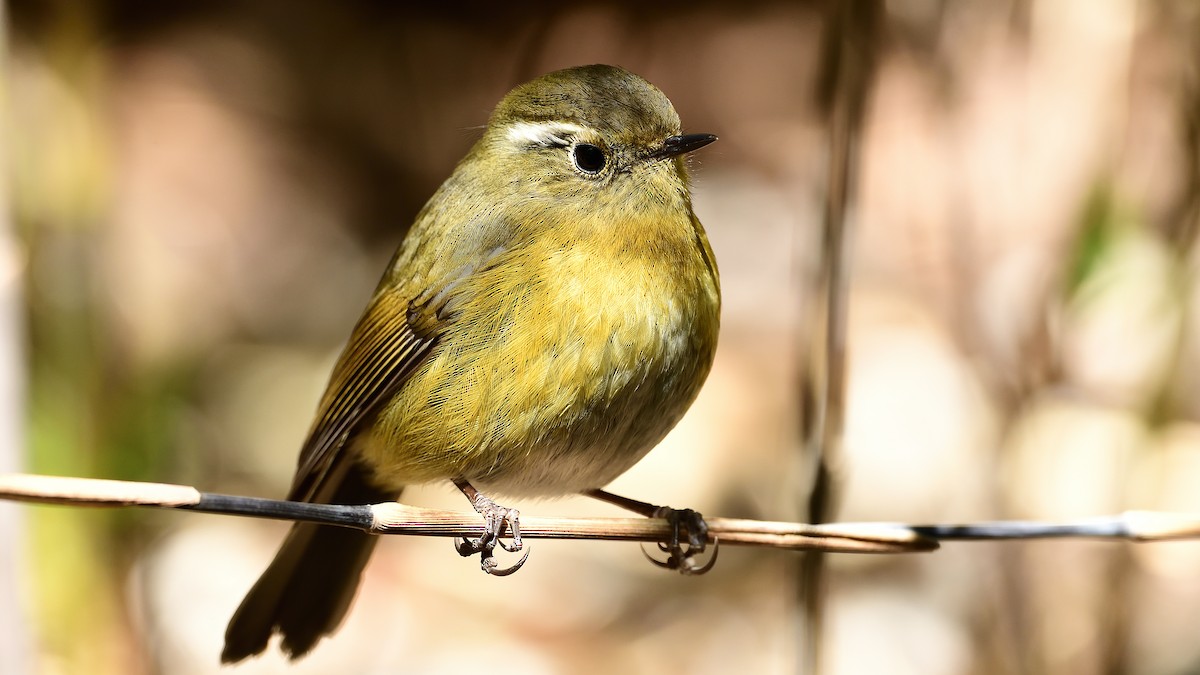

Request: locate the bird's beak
(652, 133), (718, 160)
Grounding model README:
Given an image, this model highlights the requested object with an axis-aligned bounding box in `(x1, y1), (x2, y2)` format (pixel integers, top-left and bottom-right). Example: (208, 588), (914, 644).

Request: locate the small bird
(222, 64), (721, 662)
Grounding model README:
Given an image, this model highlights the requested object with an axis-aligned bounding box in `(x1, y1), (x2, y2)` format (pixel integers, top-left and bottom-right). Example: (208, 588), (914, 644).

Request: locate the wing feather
(288, 292), (437, 501)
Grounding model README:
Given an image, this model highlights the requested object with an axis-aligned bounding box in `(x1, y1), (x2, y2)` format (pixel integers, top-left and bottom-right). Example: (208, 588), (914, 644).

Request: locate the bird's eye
(572, 144), (607, 174)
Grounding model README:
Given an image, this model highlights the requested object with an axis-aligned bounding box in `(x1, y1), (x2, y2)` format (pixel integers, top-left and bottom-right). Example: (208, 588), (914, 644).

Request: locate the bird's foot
(584, 490), (719, 575)
(454, 490), (529, 576)
(641, 507), (718, 576)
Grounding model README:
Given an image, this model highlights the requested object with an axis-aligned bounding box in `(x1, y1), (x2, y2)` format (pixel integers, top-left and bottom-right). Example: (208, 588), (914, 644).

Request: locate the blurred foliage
(1067, 185), (1127, 297)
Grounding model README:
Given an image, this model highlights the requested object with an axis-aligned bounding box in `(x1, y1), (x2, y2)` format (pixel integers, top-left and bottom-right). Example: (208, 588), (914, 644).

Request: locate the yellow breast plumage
(361, 206), (719, 496)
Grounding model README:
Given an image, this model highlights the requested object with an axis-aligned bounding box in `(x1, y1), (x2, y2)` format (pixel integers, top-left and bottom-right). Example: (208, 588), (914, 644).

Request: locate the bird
(222, 63), (721, 663)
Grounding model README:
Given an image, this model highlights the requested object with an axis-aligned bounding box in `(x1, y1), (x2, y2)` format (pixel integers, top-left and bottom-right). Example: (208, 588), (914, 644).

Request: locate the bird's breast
(363, 216), (720, 496)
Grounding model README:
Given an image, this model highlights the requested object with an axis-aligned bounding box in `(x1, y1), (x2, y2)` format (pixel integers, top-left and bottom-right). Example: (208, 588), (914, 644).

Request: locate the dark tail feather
(221, 464), (397, 663)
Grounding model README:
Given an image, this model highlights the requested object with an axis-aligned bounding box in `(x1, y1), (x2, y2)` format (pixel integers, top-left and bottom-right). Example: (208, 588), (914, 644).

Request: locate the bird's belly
(362, 251), (718, 497)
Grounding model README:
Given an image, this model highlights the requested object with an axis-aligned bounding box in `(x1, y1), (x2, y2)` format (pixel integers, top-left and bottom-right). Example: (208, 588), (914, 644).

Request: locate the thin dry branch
(0, 473), (931, 553)
(4, 473), (1200, 554)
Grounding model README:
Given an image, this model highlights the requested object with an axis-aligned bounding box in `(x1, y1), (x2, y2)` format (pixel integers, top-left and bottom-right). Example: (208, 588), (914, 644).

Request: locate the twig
(912, 514), (1200, 542)
(0, 474), (931, 553)
(803, 1), (882, 670)
(4, 473), (1200, 551)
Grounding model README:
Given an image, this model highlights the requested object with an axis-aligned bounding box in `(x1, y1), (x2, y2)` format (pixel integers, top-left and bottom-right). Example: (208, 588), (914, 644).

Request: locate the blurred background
(4, 0), (1200, 673)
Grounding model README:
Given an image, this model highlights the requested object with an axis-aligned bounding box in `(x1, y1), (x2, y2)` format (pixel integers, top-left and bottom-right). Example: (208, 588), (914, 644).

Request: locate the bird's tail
(221, 465), (397, 663)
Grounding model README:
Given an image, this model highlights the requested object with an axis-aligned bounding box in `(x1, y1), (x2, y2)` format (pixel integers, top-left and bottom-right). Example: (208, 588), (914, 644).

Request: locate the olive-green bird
(222, 64), (721, 663)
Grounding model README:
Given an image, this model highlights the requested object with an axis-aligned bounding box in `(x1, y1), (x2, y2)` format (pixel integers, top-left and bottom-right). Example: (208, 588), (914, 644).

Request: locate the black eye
(572, 144), (607, 174)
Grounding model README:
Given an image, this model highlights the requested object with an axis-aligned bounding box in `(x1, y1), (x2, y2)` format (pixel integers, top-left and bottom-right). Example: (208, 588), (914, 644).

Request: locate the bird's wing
(285, 202), (517, 504)
(287, 289), (440, 502)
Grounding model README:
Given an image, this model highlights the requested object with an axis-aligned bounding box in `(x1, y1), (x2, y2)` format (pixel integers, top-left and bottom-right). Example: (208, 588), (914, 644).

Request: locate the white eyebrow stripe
(505, 121), (589, 147)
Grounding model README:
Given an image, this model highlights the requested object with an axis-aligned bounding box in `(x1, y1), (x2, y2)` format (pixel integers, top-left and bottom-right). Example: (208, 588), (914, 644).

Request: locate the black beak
(652, 133), (718, 159)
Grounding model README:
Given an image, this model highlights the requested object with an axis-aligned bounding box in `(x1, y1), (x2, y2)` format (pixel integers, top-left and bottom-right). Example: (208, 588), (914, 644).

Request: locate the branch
(802, 2), (882, 669)
(3, 473), (1199, 553)
(0, 473), (930, 553)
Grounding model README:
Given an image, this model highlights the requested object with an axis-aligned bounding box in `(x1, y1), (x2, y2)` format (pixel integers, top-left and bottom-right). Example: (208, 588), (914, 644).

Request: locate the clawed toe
(480, 548), (530, 576)
(643, 507), (718, 575)
(583, 490), (720, 576)
(452, 483), (528, 575)
(641, 537), (719, 575)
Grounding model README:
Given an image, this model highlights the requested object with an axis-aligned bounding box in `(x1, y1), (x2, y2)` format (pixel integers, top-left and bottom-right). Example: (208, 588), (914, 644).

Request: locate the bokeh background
(4, 1), (1200, 673)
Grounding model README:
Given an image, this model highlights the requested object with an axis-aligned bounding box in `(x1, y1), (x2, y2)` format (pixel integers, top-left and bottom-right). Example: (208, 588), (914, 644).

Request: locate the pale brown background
(5, 1), (1200, 674)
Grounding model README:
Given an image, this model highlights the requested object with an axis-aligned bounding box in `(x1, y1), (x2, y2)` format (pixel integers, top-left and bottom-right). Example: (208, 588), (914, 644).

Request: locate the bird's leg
(452, 478), (529, 576)
(585, 489), (718, 575)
